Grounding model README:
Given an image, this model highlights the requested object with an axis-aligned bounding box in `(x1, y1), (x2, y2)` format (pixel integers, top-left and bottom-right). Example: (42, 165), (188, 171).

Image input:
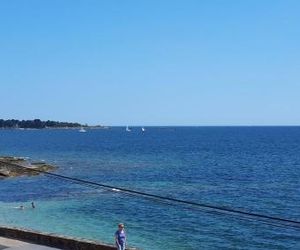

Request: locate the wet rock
(0, 156), (57, 178)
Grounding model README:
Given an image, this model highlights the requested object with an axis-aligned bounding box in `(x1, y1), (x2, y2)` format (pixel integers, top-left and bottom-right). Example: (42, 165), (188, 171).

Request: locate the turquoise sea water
(0, 127), (300, 249)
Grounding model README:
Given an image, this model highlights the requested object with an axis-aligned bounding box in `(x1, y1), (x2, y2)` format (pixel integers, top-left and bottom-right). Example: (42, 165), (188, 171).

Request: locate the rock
(0, 156), (57, 178)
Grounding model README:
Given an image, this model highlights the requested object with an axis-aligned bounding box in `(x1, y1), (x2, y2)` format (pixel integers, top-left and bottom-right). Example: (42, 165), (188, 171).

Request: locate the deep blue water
(0, 127), (300, 249)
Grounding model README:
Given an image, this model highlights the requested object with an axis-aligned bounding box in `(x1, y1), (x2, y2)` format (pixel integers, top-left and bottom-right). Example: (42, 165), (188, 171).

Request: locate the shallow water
(0, 127), (300, 249)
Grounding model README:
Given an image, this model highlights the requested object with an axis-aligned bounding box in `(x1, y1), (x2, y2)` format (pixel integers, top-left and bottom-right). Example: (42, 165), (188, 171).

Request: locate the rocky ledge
(0, 156), (56, 178)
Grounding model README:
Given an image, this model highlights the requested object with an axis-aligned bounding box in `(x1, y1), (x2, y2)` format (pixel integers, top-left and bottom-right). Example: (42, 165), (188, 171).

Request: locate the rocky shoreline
(0, 156), (56, 178)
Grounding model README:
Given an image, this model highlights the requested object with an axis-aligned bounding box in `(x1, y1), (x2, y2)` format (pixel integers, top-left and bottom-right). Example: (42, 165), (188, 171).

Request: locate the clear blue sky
(0, 0), (299, 126)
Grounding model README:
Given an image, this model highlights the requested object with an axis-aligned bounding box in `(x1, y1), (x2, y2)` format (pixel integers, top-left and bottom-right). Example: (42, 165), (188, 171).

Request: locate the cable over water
(2, 160), (300, 230)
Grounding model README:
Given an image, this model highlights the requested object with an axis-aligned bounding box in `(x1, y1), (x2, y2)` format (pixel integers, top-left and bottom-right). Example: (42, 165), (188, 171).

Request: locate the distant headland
(0, 119), (104, 129)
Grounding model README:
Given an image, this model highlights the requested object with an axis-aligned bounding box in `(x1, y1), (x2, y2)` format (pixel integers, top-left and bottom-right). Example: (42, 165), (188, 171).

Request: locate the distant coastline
(0, 119), (105, 129)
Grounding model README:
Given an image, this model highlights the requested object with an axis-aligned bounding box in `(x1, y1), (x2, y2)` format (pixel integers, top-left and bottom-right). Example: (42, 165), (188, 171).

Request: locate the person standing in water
(31, 202), (35, 208)
(115, 223), (126, 250)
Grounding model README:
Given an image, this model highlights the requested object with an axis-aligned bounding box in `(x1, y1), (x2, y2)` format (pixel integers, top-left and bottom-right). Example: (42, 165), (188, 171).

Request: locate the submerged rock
(0, 156), (57, 178)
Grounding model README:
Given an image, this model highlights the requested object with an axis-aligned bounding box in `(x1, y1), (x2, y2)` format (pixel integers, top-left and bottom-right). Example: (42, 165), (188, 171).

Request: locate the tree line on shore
(0, 119), (83, 129)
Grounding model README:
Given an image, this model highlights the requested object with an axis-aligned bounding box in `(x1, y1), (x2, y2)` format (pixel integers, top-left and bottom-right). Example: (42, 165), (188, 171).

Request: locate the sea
(0, 127), (299, 250)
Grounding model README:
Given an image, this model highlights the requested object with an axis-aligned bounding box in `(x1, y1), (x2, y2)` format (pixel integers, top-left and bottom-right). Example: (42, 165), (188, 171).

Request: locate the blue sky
(0, 0), (299, 126)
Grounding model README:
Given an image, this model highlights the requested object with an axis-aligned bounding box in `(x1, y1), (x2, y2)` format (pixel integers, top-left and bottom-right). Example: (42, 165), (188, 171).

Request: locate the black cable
(2, 160), (300, 230)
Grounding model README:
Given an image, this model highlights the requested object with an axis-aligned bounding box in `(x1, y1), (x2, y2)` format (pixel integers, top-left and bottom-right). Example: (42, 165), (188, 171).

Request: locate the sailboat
(79, 127), (87, 133)
(141, 127), (145, 132)
(126, 126), (131, 132)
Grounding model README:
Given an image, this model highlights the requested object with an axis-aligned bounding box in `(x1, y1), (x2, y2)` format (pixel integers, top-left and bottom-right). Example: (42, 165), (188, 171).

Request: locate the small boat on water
(141, 127), (145, 132)
(126, 126), (131, 132)
(79, 127), (87, 133)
